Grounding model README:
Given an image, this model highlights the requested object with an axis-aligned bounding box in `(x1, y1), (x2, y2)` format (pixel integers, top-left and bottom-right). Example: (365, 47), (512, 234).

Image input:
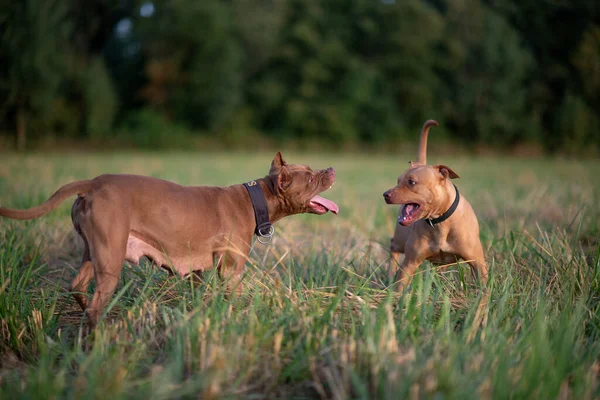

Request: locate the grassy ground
(0, 151), (599, 399)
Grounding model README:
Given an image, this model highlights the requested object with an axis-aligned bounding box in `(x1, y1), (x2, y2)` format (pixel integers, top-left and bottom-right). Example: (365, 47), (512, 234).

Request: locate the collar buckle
(256, 223), (274, 244)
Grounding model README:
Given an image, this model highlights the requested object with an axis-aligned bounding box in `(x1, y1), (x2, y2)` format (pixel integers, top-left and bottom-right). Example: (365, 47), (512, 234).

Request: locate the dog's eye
(408, 179), (416, 186)
(309, 176), (314, 183)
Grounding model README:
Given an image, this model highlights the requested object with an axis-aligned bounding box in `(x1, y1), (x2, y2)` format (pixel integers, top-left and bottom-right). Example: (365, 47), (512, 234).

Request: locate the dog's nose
(326, 167), (335, 177)
(383, 190), (391, 201)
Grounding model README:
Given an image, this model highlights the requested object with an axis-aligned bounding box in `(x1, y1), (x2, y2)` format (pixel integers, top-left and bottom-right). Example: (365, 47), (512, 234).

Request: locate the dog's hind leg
(83, 204), (130, 328)
(71, 197), (94, 311)
(87, 238), (128, 328)
(71, 244), (94, 311)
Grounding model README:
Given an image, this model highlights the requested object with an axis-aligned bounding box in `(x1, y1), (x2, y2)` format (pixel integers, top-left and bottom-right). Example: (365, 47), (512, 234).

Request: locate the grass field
(0, 151), (599, 399)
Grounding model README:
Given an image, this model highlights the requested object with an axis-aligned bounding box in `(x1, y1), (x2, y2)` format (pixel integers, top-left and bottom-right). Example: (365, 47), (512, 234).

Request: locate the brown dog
(383, 120), (487, 289)
(0, 152), (338, 327)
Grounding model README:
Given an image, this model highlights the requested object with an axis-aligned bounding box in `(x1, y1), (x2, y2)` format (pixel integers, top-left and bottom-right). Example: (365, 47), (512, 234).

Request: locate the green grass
(0, 151), (599, 399)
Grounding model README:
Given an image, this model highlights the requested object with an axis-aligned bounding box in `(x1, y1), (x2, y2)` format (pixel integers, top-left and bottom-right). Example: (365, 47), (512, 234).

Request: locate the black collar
(243, 180), (274, 243)
(427, 184), (460, 228)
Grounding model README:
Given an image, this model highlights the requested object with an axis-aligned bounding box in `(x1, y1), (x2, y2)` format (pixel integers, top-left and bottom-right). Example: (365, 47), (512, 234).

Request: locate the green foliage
(136, 0), (243, 131)
(369, 0), (444, 130)
(249, 0), (441, 144)
(557, 94), (600, 154)
(232, 0), (287, 77)
(484, 0), (599, 152)
(0, 0), (72, 147)
(83, 57), (119, 140)
(118, 108), (191, 149)
(0, 0), (599, 152)
(573, 24), (600, 105)
(438, 1), (536, 145)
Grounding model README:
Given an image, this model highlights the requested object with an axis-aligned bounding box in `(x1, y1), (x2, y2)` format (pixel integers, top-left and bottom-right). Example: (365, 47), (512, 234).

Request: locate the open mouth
(309, 195), (339, 215)
(308, 170), (338, 215)
(398, 203), (420, 226)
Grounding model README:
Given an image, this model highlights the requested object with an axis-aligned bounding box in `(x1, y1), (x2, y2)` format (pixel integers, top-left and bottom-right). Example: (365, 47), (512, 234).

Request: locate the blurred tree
(82, 57), (119, 139)
(69, 0), (130, 138)
(233, 0), (287, 79)
(136, 0), (242, 131)
(0, 0), (597, 152)
(103, 14), (145, 118)
(0, 0), (72, 149)
(436, 0), (535, 146)
(367, 0), (444, 131)
(572, 24), (600, 116)
(249, 0), (442, 144)
(558, 94), (599, 154)
(485, 0), (600, 151)
(562, 24), (600, 153)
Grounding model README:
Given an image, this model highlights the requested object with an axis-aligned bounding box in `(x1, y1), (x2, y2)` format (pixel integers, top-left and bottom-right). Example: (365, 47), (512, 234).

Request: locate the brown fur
(0, 152), (337, 327)
(383, 121), (487, 289)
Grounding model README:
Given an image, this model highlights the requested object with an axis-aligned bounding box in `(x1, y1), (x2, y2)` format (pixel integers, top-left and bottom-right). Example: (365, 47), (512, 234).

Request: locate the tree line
(1, 0), (598, 153)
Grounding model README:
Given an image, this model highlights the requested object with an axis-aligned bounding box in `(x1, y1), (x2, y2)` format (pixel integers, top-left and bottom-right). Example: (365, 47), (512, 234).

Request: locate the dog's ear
(277, 166), (292, 191)
(434, 165), (460, 179)
(271, 151), (287, 171)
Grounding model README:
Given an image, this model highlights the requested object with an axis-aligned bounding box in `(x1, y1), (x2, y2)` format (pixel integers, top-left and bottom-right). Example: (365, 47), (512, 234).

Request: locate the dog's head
(268, 152), (338, 215)
(383, 163), (459, 226)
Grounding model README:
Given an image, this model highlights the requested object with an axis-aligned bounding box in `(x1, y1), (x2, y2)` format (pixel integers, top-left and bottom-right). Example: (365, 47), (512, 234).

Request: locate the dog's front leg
(393, 238), (432, 292)
(394, 258), (424, 292)
(216, 252), (247, 296)
(389, 237), (405, 279)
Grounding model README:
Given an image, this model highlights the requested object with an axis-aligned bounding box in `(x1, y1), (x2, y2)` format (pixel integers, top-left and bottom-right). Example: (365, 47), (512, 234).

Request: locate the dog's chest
(426, 239), (460, 264)
(427, 251), (460, 265)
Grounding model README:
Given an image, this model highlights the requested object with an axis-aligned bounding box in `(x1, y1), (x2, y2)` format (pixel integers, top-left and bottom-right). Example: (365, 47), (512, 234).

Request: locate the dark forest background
(1, 0), (598, 153)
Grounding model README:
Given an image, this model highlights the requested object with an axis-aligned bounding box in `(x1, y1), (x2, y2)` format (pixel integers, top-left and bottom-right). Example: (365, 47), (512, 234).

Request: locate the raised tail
(417, 119), (439, 165)
(0, 180), (94, 220)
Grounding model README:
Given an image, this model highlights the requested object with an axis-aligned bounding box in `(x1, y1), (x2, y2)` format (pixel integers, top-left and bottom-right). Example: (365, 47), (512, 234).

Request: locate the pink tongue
(310, 195), (339, 214)
(402, 204), (416, 217)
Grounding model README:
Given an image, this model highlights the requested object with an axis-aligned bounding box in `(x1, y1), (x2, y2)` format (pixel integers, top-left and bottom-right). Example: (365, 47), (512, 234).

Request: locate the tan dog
(0, 152), (338, 327)
(383, 120), (487, 289)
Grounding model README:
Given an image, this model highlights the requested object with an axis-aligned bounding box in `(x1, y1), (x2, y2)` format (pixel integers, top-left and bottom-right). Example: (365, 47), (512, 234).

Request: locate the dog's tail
(417, 119), (439, 165)
(0, 180), (94, 220)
